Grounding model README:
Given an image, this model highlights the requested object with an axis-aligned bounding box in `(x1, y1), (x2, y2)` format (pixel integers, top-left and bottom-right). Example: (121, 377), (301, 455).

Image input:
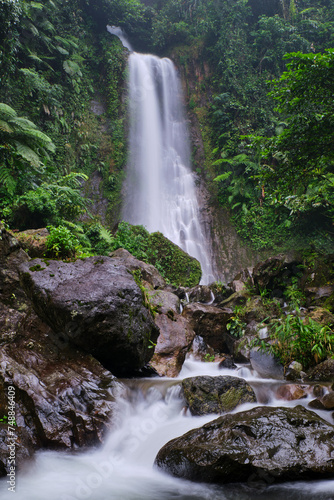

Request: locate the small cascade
(106, 25), (133, 51)
(110, 28), (215, 284)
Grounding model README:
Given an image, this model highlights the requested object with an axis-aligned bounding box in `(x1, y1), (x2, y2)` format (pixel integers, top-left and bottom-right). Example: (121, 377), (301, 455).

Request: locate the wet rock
(187, 285), (213, 303)
(321, 392), (334, 410)
(229, 280), (246, 292)
(285, 361), (304, 381)
(218, 290), (248, 310)
(218, 356), (237, 370)
(209, 282), (233, 304)
(313, 385), (326, 398)
(155, 405), (334, 484)
(15, 228), (49, 258)
(181, 376), (256, 416)
(275, 384), (308, 401)
(187, 335), (215, 361)
(0, 313), (120, 474)
(252, 256), (286, 291)
(307, 359), (334, 382)
(182, 303), (233, 352)
(308, 399), (327, 410)
(110, 247), (166, 289)
(147, 290), (180, 317)
(250, 349), (284, 380)
(20, 256), (160, 375)
(150, 315), (195, 377)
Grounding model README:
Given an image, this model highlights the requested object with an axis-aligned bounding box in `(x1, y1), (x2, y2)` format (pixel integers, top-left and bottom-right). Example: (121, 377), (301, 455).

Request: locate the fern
(0, 120), (13, 133)
(0, 103), (17, 120)
(13, 141), (43, 169)
(0, 164), (17, 195)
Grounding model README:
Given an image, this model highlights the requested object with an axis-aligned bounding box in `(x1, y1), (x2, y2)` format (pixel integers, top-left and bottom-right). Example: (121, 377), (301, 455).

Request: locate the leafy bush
(255, 310), (334, 370)
(46, 225), (79, 258)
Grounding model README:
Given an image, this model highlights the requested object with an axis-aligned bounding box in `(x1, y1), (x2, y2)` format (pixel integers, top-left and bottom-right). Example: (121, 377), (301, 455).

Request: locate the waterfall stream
(118, 34), (215, 284)
(2, 358), (334, 500)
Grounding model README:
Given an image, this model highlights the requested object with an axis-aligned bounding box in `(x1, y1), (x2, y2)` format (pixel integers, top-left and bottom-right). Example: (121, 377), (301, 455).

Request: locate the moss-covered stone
(182, 375), (256, 415)
(149, 232), (201, 287)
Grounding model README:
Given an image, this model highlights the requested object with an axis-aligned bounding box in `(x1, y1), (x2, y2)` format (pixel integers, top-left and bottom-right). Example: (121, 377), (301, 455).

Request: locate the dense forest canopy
(1, 0), (334, 257)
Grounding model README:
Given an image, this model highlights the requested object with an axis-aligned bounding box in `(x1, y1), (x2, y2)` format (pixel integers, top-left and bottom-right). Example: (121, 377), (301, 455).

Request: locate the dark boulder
(155, 405), (334, 484)
(307, 359), (334, 383)
(0, 311), (120, 475)
(182, 376), (256, 415)
(19, 256), (160, 375)
(182, 303), (233, 352)
(110, 247), (166, 289)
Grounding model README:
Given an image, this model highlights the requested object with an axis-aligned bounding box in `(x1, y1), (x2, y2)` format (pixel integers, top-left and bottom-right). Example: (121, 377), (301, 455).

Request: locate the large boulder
(19, 256), (160, 375)
(182, 376), (256, 415)
(0, 310), (120, 476)
(182, 303), (233, 352)
(155, 405), (334, 484)
(110, 248), (166, 289)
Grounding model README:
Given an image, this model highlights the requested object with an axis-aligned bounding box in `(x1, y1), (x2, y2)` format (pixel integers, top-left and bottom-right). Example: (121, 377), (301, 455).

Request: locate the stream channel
(2, 358), (334, 500)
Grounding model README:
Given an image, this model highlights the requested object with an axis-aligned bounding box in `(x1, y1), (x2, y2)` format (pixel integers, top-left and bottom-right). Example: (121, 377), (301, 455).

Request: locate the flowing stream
(2, 358), (334, 500)
(116, 30), (215, 284)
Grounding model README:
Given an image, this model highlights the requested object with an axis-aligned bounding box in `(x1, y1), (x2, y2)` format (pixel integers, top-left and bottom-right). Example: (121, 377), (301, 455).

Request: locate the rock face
(182, 303), (233, 352)
(182, 376), (256, 415)
(20, 256), (160, 375)
(155, 405), (334, 484)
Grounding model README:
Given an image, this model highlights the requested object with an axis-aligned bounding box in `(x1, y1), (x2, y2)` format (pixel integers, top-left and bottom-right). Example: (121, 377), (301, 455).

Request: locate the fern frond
(13, 141), (42, 169)
(0, 120), (14, 133)
(0, 103), (18, 120)
(15, 128), (56, 152)
(0, 164), (17, 195)
(10, 116), (38, 130)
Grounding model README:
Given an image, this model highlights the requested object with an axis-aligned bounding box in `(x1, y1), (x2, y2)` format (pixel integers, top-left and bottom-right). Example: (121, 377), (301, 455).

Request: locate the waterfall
(111, 30), (215, 284)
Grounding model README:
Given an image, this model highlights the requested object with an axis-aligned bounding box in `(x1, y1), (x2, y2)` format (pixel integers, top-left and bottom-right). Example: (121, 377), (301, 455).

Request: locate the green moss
(29, 264), (46, 272)
(112, 222), (201, 287)
(149, 232), (201, 287)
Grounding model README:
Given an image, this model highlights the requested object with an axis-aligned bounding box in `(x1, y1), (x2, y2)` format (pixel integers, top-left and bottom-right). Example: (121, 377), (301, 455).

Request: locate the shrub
(46, 225), (79, 258)
(255, 309), (334, 370)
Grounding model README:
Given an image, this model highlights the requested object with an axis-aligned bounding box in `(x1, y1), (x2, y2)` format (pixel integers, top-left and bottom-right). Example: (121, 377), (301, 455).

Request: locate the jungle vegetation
(1, 0), (334, 256)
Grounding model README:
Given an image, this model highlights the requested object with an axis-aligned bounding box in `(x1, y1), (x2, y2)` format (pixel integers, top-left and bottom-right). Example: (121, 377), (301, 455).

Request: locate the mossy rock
(112, 223), (202, 287)
(182, 375), (256, 416)
(149, 232), (201, 287)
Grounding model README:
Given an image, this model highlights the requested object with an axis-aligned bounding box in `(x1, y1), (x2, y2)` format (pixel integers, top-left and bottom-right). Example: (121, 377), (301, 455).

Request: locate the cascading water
(2, 28), (334, 500)
(120, 38), (215, 284)
(2, 358), (334, 500)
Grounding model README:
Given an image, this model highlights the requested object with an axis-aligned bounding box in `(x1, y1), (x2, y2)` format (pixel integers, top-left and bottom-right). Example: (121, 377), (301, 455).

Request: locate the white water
(106, 26), (133, 51)
(120, 45), (215, 284)
(2, 358), (334, 500)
